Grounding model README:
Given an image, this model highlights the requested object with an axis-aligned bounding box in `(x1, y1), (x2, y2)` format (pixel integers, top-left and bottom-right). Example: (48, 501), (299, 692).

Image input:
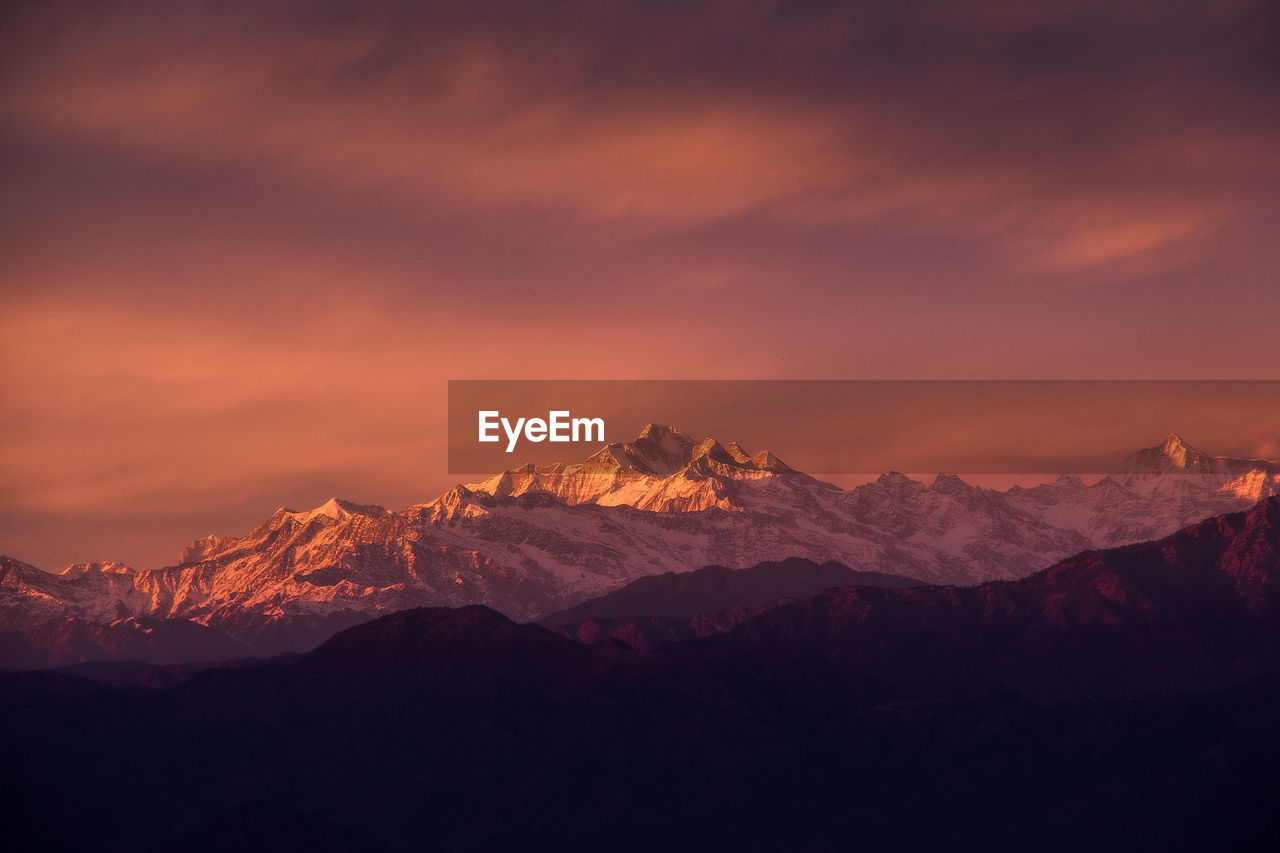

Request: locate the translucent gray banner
(447, 380), (1280, 475)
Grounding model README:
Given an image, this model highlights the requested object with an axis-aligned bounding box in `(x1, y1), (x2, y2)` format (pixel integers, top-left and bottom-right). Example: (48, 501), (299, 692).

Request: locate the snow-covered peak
(8, 429), (1280, 649)
(279, 498), (387, 525)
(689, 438), (735, 465)
(1124, 433), (1280, 478)
(750, 449), (791, 473)
(415, 484), (498, 524)
(585, 424), (700, 476)
(930, 473), (974, 495)
(1219, 469), (1280, 501)
(58, 561), (136, 577)
(1122, 433), (1213, 474)
(1160, 433), (1197, 464)
(179, 534), (225, 565)
(637, 423), (675, 440)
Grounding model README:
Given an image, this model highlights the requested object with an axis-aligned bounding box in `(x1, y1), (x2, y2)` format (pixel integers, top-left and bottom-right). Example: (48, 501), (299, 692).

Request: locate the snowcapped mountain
(471, 423), (809, 511)
(9, 502), (1280, 849)
(563, 496), (1280, 700)
(1121, 432), (1280, 479)
(471, 425), (1276, 571)
(715, 495), (1280, 701)
(1002, 433), (1280, 548)
(1, 427), (1276, 663)
(0, 557), (150, 628)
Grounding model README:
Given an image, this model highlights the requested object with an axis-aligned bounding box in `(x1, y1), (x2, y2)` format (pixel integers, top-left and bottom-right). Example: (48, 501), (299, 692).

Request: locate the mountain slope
(0, 616), (250, 669)
(540, 557), (924, 626)
(3, 601), (1280, 851)
(1121, 433), (1280, 478)
(694, 496), (1280, 701)
(1, 429), (1276, 662)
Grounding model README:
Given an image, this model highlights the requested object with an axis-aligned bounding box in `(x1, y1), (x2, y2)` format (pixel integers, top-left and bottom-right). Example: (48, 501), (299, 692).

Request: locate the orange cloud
(1, 0), (1276, 571)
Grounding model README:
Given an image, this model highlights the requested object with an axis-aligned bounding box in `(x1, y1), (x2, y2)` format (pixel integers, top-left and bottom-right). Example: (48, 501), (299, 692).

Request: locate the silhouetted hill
(0, 605), (1276, 849)
(0, 616), (250, 669)
(541, 557), (924, 627)
(161, 801), (389, 853)
(697, 496), (1280, 701)
(4, 500), (1280, 850)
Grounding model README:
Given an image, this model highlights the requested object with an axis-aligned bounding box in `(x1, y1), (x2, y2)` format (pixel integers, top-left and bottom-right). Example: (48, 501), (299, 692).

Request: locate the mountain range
(558, 497), (1280, 700)
(4, 497), (1280, 850)
(2, 427), (1277, 665)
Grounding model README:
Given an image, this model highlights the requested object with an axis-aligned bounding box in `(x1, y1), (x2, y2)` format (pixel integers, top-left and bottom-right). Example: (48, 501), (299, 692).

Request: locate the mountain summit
(276, 498), (390, 525)
(1122, 433), (1280, 477)
(473, 423), (814, 511)
(8, 503), (1280, 850)
(583, 423), (700, 477)
(2, 431), (1279, 665)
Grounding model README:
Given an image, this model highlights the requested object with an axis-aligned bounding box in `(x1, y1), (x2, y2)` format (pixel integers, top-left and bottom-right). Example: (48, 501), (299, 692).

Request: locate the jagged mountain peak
(434, 484), (478, 508)
(58, 561), (136, 577)
(611, 426), (795, 476)
(589, 424), (700, 476)
(276, 497), (388, 525)
(751, 449), (790, 472)
(689, 437), (734, 464)
(9, 429), (1280, 667)
(1158, 432), (1201, 465)
(929, 473), (973, 494)
(414, 483), (500, 524)
(466, 423), (810, 517)
(1219, 468), (1280, 502)
(637, 423), (682, 441)
(179, 534), (225, 565)
(682, 437), (794, 478)
(1124, 433), (1279, 477)
(476, 424), (797, 494)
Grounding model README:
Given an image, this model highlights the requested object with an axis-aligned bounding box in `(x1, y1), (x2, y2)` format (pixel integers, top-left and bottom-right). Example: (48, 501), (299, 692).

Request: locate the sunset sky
(2, 0), (1278, 571)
